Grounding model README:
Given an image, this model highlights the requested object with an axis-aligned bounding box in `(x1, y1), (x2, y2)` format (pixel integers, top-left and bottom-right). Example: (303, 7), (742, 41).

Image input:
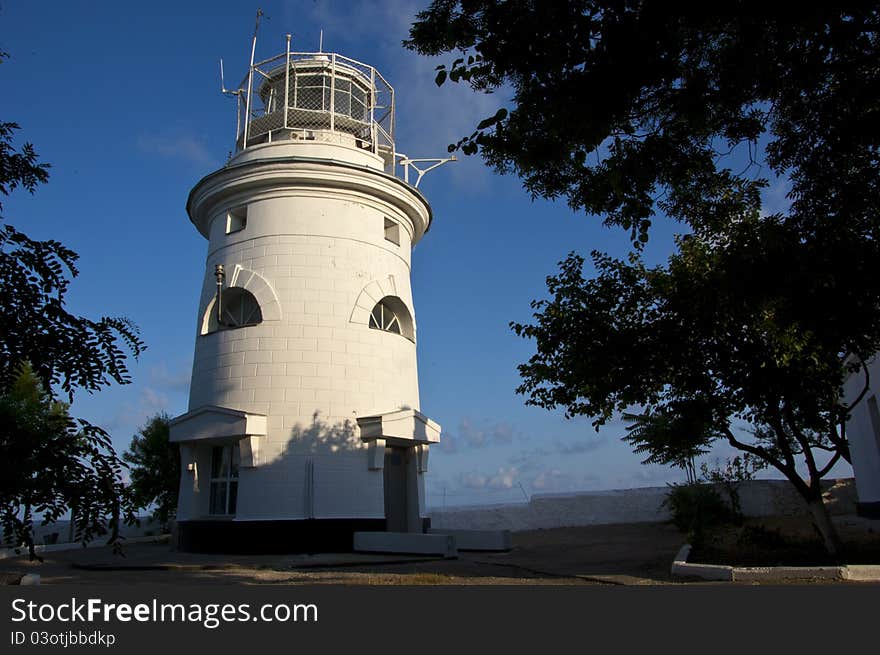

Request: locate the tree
(0, 122), (143, 397)
(622, 402), (720, 484)
(1, 52), (145, 557)
(406, 3), (880, 556)
(123, 413), (179, 531)
(0, 363), (134, 559)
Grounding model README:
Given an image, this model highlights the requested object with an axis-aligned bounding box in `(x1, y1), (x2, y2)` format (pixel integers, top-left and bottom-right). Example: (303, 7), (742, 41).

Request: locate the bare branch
(767, 408), (797, 471)
(816, 450), (842, 479)
(783, 401), (819, 480)
(842, 357), (870, 413)
(724, 427), (784, 472)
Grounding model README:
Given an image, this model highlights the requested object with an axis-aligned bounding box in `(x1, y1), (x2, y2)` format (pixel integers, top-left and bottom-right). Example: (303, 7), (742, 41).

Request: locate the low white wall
(428, 478), (856, 532)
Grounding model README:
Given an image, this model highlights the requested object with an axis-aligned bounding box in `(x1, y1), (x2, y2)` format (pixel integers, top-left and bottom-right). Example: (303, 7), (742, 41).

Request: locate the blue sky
(1, 0), (851, 508)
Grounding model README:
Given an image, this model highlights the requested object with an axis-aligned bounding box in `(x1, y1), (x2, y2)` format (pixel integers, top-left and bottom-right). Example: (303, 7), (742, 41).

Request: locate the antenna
(219, 59), (242, 97)
(242, 8), (264, 147)
(319, 29), (323, 52)
(219, 58), (243, 152)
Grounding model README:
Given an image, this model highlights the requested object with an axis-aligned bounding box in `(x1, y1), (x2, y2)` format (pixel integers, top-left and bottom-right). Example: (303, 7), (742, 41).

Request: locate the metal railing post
(370, 67), (376, 155)
(284, 35), (291, 130)
(330, 53), (336, 133)
(390, 86), (396, 173)
(243, 51), (257, 147)
(235, 94), (242, 152)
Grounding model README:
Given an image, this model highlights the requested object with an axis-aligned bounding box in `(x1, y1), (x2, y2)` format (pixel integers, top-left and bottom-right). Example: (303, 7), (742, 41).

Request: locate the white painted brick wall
(182, 146), (431, 522)
(428, 479), (857, 531)
(843, 356), (880, 505)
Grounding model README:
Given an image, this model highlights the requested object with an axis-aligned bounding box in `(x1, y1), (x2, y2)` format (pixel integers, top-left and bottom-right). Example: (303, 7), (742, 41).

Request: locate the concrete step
(353, 532), (457, 558)
(427, 528), (512, 551)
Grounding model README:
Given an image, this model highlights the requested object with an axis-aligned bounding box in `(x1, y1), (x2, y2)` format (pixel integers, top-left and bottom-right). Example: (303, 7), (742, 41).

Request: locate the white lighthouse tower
(169, 33), (446, 552)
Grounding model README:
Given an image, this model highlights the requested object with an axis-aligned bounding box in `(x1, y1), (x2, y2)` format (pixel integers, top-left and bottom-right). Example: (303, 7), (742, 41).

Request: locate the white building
(169, 40), (443, 552)
(843, 356), (880, 518)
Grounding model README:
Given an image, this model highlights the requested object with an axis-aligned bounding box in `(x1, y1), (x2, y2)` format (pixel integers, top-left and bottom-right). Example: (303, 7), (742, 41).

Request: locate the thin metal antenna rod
(242, 8), (264, 148)
(219, 59), (244, 97)
(219, 58), (243, 151)
(319, 29), (323, 52)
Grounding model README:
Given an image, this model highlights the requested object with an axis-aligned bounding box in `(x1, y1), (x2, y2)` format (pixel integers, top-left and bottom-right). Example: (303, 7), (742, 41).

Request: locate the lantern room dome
(234, 50), (396, 170)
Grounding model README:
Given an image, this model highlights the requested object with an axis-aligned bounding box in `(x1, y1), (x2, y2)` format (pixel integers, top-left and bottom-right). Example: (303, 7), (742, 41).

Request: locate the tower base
(856, 502), (880, 519)
(175, 518), (431, 554)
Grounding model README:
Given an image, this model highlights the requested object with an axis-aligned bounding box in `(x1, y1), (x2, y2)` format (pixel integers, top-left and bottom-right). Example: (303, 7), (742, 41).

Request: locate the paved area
(1, 519), (877, 585)
(1, 522), (687, 585)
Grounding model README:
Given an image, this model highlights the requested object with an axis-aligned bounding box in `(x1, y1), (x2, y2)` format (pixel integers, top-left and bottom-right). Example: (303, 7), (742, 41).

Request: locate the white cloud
(140, 387), (170, 414)
(289, 0), (418, 47)
(149, 360), (192, 394)
(759, 175), (792, 217)
(556, 438), (606, 455)
(290, 0), (507, 192)
(508, 447), (553, 467)
(508, 438), (606, 471)
(440, 461), (604, 502)
(436, 433), (458, 454)
(531, 468), (572, 491)
(456, 470), (488, 490)
(488, 467), (518, 490)
(455, 466), (519, 490)
(137, 133), (216, 168)
(619, 465), (681, 488)
(100, 386), (171, 436)
(434, 417), (525, 455)
(458, 417), (515, 448)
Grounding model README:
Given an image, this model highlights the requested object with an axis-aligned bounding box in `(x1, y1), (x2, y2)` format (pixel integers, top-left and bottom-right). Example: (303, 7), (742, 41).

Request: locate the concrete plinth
(353, 532), (456, 557)
(427, 528), (512, 551)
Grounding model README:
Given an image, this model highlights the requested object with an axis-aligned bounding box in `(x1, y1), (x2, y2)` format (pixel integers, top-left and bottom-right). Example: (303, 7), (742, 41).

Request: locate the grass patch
(383, 573), (458, 585)
(688, 517), (880, 567)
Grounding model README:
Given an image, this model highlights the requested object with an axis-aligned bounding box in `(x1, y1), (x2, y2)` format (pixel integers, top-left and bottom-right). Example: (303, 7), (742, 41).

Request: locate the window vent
(226, 206), (248, 234)
(384, 217), (400, 245)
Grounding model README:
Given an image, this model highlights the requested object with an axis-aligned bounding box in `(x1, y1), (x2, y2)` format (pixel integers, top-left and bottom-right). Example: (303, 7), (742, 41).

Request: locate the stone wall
(428, 478), (857, 531)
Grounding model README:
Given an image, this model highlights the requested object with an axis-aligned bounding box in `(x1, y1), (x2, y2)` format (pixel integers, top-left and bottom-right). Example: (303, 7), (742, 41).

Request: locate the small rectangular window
(384, 217), (400, 245)
(226, 206), (247, 234)
(209, 445), (239, 516)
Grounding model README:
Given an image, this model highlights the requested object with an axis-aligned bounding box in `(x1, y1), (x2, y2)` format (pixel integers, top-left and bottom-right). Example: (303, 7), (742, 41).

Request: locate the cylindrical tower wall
(179, 144), (431, 522)
(190, 195), (420, 419)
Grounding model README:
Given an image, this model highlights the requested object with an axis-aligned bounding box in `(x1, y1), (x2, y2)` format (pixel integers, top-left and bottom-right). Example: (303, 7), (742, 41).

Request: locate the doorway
(383, 446), (419, 532)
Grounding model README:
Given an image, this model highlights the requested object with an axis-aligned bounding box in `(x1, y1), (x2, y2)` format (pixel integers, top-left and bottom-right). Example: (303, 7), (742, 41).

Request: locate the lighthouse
(169, 34), (445, 553)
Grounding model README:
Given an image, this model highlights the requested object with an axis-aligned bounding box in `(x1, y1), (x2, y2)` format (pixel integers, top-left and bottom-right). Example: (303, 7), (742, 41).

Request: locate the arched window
(370, 301), (401, 334)
(204, 288), (263, 333)
(368, 297), (414, 341)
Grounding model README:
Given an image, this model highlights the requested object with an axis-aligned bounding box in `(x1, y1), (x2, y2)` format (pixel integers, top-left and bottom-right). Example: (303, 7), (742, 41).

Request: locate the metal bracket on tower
(219, 59), (243, 98)
(395, 154), (457, 188)
(214, 264), (225, 326)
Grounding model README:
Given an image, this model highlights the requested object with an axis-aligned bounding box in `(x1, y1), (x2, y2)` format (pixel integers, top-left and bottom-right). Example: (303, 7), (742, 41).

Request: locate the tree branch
(783, 400), (819, 482)
(724, 427), (784, 473)
(842, 356), (870, 414)
(833, 417), (852, 464)
(816, 450), (842, 479)
(767, 407), (797, 471)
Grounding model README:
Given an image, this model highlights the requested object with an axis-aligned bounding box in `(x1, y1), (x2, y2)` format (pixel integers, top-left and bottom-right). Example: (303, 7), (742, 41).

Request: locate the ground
(2, 517), (878, 585)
